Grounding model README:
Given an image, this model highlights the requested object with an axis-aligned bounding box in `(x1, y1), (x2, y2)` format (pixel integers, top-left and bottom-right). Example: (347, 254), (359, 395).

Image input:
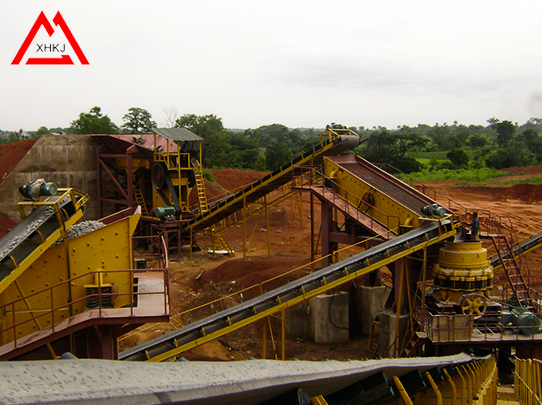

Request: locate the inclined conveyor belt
(121, 218), (456, 362)
(182, 133), (361, 233)
(489, 229), (542, 268)
(0, 190), (88, 294)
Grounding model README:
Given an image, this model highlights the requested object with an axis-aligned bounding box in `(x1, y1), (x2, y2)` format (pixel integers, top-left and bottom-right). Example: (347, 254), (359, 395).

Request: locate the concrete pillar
(377, 310), (409, 358)
(309, 293), (349, 344)
(286, 293), (350, 344)
(286, 302), (310, 340)
(355, 285), (391, 336)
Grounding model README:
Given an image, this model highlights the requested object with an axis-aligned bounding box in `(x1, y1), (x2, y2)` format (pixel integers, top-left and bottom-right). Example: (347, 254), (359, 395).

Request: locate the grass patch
(203, 170), (214, 182)
(497, 176), (542, 186)
(399, 167), (510, 184)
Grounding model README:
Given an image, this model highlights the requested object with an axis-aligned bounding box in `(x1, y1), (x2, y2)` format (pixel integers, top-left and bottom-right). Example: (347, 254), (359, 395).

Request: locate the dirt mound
(189, 178), (226, 207)
(0, 140), (36, 185)
(500, 165), (542, 175)
(454, 184), (542, 204)
(209, 169), (266, 192)
(192, 255), (310, 295)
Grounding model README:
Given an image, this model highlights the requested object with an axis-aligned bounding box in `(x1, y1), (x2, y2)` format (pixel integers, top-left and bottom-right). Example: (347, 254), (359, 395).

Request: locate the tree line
(4, 106), (542, 174)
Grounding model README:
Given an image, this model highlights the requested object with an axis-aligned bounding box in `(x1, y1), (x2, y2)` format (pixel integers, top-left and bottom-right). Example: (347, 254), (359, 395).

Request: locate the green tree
(70, 106), (119, 134)
(33, 126), (50, 138)
(265, 141), (293, 171)
(447, 149), (469, 168)
(121, 107), (156, 134)
(174, 114), (226, 166)
(361, 130), (426, 173)
(493, 120), (516, 148)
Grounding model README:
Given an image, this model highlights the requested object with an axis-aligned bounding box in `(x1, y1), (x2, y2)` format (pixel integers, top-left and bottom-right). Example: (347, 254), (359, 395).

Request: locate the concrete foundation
(309, 292), (349, 344)
(0, 135), (102, 222)
(355, 285), (391, 336)
(378, 310), (409, 358)
(287, 293), (349, 344)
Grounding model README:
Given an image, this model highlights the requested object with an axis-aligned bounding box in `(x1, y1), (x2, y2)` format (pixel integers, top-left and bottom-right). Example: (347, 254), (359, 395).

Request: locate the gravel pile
(52, 221), (105, 246)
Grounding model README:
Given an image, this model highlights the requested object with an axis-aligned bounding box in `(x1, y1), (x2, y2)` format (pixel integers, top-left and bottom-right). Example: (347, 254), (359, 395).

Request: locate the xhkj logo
(12, 11), (88, 65)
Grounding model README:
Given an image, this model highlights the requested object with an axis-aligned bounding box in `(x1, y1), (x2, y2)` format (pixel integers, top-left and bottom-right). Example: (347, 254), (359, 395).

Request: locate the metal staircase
(492, 233), (533, 307)
(133, 189), (149, 215)
(192, 161), (209, 214)
(212, 230), (234, 255)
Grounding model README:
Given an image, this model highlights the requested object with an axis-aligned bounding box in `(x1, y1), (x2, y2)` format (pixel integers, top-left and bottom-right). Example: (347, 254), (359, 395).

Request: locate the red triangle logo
(12, 11), (89, 65)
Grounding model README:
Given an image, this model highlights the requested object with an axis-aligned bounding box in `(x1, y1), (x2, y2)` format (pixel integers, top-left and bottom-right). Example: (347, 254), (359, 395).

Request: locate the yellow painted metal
(425, 371), (443, 405)
(515, 358), (542, 405)
(151, 133), (203, 215)
(0, 206), (140, 346)
(392, 375), (414, 405)
(182, 129), (360, 234)
(146, 220), (456, 362)
(310, 395), (329, 405)
(0, 189), (88, 297)
(323, 157), (422, 231)
(443, 369), (458, 405)
(432, 241), (493, 304)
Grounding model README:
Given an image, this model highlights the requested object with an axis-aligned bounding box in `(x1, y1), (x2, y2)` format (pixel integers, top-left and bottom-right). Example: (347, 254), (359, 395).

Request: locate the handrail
(145, 231), (396, 336)
(0, 267), (169, 350)
(414, 305), (542, 343)
(515, 357), (542, 405)
(305, 169), (402, 236)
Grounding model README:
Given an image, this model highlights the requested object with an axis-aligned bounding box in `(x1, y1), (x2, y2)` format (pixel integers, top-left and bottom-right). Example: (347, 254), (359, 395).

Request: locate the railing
(0, 267), (169, 350)
(121, 232), (393, 346)
(515, 357), (542, 405)
(374, 163), (469, 215)
(415, 305), (542, 344)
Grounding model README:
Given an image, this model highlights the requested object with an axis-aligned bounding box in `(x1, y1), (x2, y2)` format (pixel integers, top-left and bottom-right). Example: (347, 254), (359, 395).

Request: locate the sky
(1, 1), (542, 132)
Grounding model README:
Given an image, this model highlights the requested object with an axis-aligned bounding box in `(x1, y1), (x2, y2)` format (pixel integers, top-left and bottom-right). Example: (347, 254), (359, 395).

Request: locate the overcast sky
(1, 1), (542, 132)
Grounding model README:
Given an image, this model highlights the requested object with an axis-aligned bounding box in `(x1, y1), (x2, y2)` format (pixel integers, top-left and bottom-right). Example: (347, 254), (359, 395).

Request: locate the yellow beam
(146, 222), (456, 362)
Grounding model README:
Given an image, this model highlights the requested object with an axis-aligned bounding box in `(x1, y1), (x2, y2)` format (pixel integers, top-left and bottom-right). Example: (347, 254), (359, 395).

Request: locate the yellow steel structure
(0, 188), (88, 296)
(515, 357), (542, 405)
(323, 155), (434, 233)
(121, 217), (457, 362)
(182, 129), (361, 234)
(0, 206), (140, 347)
(151, 130), (203, 215)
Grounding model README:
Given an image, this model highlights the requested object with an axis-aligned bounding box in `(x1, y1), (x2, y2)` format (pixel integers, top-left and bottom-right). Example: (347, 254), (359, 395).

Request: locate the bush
(203, 170), (214, 182)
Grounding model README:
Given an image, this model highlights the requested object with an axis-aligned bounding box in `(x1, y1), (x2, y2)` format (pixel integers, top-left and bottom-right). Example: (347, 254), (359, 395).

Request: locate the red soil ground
(3, 140), (542, 361)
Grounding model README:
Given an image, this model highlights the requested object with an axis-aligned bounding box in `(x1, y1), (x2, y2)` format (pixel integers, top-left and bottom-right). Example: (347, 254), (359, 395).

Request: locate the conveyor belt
(490, 230), (542, 268)
(121, 218), (457, 362)
(182, 130), (361, 233)
(0, 189), (88, 294)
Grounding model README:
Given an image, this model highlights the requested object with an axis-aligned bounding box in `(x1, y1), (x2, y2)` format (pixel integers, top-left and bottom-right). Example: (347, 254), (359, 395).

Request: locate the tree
(33, 126), (50, 138)
(174, 114), (226, 166)
(121, 107), (156, 134)
(265, 141), (293, 171)
(447, 149), (469, 168)
(493, 120), (516, 148)
(70, 106), (119, 134)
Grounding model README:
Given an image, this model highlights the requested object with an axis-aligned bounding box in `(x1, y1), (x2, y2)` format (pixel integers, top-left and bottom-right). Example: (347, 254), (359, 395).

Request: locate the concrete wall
(287, 293), (349, 344)
(0, 135), (101, 223)
(355, 285), (391, 336)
